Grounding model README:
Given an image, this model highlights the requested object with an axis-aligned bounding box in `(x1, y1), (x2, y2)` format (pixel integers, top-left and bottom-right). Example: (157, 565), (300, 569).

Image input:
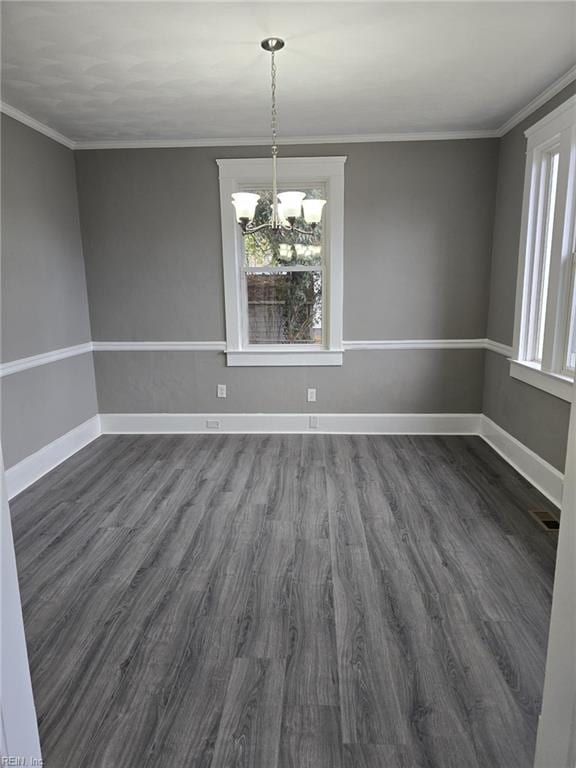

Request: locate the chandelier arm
(291, 226), (319, 236)
(243, 222), (280, 234)
(241, 222), (318, 236)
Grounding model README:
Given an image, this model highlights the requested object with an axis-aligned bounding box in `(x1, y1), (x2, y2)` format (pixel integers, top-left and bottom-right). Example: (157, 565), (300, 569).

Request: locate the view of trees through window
(242, 187), (325, 345)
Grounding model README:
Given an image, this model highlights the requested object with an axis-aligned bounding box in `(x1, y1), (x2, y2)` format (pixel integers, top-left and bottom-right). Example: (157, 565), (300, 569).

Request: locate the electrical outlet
(206, 419), (221, 430)
(217, 384), (227, 398)
(309, 415), (319, 429)
(307, 388), (317, 403)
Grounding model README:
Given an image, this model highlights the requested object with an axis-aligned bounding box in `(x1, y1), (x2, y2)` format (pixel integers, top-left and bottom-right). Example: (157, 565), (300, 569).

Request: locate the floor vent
(528, 509), (560, 531)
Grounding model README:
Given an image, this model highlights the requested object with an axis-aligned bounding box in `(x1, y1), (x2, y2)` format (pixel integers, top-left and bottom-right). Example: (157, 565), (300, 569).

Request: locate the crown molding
(2, 64), (574, 150)
(0, 104), (498, 148)
(524, 93), (576, 140)
(0, 102), (75, 149)
(73, 130), (498, 149)
(496, 64), (576, 138)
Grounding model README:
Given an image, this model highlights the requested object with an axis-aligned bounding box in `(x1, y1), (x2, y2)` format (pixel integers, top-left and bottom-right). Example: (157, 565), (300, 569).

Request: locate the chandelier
(231, 37), (327, 235)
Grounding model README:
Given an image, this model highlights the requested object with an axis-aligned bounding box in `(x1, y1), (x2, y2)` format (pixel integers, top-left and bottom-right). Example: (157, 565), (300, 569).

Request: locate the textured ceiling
(2, 1), (575, 142)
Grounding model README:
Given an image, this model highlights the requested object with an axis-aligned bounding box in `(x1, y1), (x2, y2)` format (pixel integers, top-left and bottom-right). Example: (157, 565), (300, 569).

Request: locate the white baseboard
(479, 416), (564, 508)
(99, 412), (483, 436)
(5, 416), (101, 500)
(4, 412), (564, 508)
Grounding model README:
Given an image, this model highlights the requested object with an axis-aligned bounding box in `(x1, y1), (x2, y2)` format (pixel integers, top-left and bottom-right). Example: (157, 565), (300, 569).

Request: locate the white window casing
(217, 157), (346, 366)
(512, 95), (576, 402)
(564, 249), (576, 373)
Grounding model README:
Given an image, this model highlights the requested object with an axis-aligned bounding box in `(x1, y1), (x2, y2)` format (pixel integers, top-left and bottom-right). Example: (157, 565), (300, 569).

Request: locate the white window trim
(563, 248), (576, 374)
(509, 360), (573, 403)
(511, 95), (576, 401)
(217, 156), (346, 366)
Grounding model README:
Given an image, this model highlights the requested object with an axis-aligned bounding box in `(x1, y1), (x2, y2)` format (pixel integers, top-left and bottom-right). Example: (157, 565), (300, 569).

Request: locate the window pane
(243, 187), (324, 268)
(246, 271), (322, 344)
(530, 151), (559, 362)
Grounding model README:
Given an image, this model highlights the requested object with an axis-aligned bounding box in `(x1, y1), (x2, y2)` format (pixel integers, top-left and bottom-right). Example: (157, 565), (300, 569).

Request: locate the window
(217, 157), (345, 366)
(512, 96), (576, 401)
(243, 186), (325, 346)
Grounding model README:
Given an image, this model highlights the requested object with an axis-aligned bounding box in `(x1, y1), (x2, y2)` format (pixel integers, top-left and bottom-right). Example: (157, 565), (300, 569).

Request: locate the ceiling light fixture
(231, 38), (326, 235)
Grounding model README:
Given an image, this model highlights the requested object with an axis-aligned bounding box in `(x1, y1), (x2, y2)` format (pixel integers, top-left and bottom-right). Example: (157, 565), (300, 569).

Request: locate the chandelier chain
(232, 38), (325, 236)
(271, 49), (278, 150)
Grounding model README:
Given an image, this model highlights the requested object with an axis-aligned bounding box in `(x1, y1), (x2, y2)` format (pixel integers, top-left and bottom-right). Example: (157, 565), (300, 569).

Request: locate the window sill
(509, 359), (574, 402)
(226, 347), (343, 367)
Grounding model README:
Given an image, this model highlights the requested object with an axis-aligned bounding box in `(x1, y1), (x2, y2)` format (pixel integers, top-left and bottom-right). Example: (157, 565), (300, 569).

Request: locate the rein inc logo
(1, 759), (43, 766)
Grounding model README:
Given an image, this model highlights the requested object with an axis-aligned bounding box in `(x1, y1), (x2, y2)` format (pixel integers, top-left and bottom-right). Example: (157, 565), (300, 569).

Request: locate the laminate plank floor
(11, 435), (558, 768)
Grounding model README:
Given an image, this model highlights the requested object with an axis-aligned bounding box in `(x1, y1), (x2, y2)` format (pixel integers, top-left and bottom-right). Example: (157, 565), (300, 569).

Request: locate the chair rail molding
(0, 343), (93, 377)
(0, 338), (514, 378)
(92, 341), (227, 352)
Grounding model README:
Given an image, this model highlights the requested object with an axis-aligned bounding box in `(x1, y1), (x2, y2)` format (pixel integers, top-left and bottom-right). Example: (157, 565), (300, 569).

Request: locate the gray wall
(483, 352), (570, 471)
(4, 84), (574, 471)
(2, 355), (97, 468)
(76, 139), (498, 416)
(1, 115), (92, 360)
(95, 349), (484, 414)
(483, 80), (576, 471)
(76, 140), (497, 342)
(1, 114), (98, 469)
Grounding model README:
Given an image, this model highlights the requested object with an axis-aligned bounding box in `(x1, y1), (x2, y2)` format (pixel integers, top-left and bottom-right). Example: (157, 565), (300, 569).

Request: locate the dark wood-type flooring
(11, 434), (559, 768)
